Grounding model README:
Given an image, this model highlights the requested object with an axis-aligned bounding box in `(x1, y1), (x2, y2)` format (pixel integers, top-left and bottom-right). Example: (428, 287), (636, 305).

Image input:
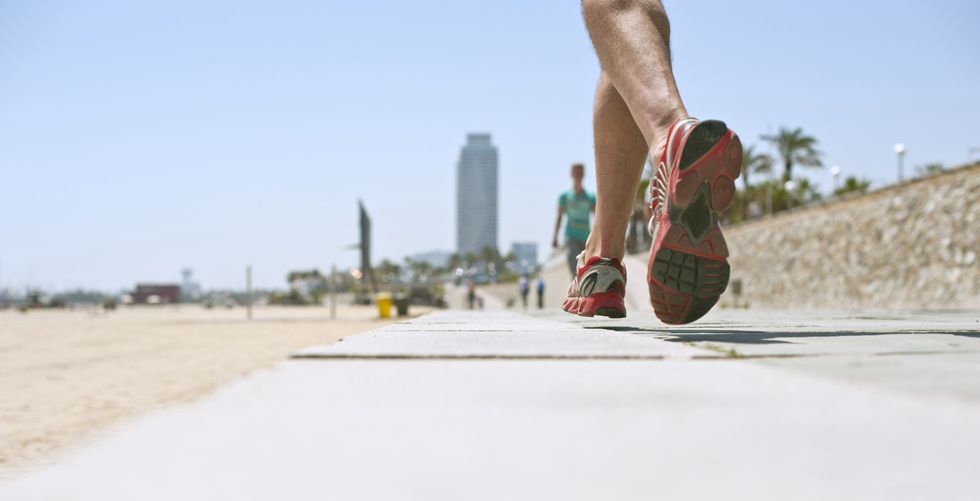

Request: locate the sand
(0, 303), (414, 478)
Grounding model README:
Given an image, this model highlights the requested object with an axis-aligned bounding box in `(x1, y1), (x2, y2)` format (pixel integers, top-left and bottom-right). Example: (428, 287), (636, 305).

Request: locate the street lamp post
(894, 143), (906, 181)
(245, 265), (253, 320)
(830, 165), (841, 193)
(766, 165), (775, 216)
(330, 264), (337, 320)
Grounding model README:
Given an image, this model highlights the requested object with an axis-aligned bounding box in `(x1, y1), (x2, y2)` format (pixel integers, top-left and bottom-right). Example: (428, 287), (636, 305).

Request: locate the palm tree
(740, 144), (773, 189)
(480, 245), (500, 266)
(447, 253), (462, 271)
(794, 178), (822, 202)
(761, 127), (823, 182)
(376, 259), (401, 283)
(833, 176), (871, 196)
(404, 258), (432, 283)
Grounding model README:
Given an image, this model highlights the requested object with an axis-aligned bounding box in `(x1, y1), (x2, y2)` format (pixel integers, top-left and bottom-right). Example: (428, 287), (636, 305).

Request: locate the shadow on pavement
(582, 326), (980, 345)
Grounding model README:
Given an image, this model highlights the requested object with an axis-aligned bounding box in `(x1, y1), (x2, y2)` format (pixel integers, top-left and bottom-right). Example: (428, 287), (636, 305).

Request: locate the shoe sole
(649, 120), (741, 324)
(562, 291), (626, 319)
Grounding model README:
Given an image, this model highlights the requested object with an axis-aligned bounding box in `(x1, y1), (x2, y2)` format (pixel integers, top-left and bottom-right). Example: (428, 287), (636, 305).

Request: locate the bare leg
(583, 0), (688, 144)
(582, 0), (688, 260)
(585, 74), (649, 260)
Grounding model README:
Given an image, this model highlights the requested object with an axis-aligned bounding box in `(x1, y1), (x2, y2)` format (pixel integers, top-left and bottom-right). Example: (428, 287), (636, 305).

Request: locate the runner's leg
(582, 0), (688, 260)
(585, 73), (651, 260)
(582, 0), (687, 145)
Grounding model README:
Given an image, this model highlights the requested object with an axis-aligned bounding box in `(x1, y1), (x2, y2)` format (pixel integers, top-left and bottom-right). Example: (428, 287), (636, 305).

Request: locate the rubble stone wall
(721, 163), (980, 309)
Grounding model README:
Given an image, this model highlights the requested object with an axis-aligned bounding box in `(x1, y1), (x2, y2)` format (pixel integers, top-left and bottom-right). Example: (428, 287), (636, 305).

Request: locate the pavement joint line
(289, 353), (669, 361)
(290, 349), (979, 362)
(618, 330), (980, 336)
(864, 349), (976, 357)
(687, 350), (972, 360)
(377, 329), (583, 332)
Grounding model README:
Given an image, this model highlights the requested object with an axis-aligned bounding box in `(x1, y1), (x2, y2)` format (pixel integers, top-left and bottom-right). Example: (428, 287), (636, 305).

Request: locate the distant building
(456, 133), (498, 256)
(180, 268), (201, 301)
(131, 284), (181, 304)
(412, 250), (452, 269)
(511, 242), (538, 274)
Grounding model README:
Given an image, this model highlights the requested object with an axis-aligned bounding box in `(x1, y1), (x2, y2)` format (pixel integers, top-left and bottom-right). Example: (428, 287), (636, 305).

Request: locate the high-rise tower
(456, 133), (498, 256)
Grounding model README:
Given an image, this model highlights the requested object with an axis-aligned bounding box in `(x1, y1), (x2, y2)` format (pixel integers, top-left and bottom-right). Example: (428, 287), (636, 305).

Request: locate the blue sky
(1, 0), (978, 291)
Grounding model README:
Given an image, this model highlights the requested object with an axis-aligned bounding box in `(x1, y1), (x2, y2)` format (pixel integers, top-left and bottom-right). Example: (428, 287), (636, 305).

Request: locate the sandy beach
(0, 304), (413, 478)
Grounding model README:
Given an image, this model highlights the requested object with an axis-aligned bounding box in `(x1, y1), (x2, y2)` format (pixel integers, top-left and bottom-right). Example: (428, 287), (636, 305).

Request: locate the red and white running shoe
(647, 117), (742, 324)
(562, 253), (627, 318)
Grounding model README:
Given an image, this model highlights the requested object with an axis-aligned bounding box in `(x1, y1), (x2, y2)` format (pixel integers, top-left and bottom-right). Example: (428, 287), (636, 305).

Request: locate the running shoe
(562, 253), (627, 318)
(647, 117), (742, 324)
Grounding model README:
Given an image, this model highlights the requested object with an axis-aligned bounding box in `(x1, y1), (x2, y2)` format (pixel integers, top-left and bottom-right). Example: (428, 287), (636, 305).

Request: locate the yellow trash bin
(376, 293), (392, 319)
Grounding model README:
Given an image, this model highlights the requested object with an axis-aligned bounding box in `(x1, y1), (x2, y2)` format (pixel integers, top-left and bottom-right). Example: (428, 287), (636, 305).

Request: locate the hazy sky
(2, 0), (978, 291)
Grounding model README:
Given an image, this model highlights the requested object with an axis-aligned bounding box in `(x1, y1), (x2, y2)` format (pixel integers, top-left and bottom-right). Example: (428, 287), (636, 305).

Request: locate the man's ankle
(650, 110), (689, 153)
(583, 240), (625, 262)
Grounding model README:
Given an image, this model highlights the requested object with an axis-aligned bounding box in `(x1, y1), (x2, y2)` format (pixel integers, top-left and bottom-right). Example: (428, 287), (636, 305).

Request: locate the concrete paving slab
(5, 358), (980, 501)
(577, 310), (980, 357)
(545, 308), (980, 402)
(759, 352), (980, 402)
(4, 309), (980, 500)
(295, 310), (707, 359)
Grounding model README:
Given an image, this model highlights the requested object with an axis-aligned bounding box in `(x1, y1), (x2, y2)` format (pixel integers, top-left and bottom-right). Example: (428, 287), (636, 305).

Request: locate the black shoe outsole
(595, 307), (627, 319)
(679, 120), (727, 171)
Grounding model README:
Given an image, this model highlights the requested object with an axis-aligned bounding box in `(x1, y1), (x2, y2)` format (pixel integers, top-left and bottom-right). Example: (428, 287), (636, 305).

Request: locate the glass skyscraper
(456, 133), (498, 256)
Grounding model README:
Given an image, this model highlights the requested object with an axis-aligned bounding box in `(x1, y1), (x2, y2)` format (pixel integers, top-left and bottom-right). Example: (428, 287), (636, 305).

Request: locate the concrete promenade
(3, 308), (979, 500)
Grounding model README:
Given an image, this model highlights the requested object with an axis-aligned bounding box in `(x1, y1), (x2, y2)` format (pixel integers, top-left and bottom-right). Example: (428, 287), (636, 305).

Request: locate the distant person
(519, 275), (530, 309)
(552, 163), (596, 278)
(562, 0), (742, 323)
(536, 277), (545, 309)
(466, 280), (476, 310)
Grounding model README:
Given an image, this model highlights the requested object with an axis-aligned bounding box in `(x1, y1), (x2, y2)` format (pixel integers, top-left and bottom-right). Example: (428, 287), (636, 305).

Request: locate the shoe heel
(578, 291), (626, 319)
(670, 123), (742, 244)
(679, 120), (728, 171)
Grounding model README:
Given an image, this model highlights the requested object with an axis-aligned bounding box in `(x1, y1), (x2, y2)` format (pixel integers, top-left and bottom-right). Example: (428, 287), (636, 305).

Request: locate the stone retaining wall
(721, 163), (980, 309)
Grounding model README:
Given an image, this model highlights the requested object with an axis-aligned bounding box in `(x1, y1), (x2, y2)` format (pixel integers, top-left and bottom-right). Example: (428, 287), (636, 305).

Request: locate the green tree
(480, 245), (500, 265)
(761, 127), (823, 182)
(741, 144), (774, 189)
(376, 259), (401, 283)
(286, 269), (323, 283)
(284, 269), (327, 304)
(916, 162), (945, 176)
(626, 176), (652, 254)
(636, 177), (650, 205)
(833, 176), (871, 196)
(404, 257), (433, 283)
(447, 253), (462, 271)
(479, 245), (511, 280)
(784, 178), (822, 208)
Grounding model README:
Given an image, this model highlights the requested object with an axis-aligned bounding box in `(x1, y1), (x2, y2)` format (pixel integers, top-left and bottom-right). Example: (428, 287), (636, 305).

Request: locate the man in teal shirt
(552, 163), (596, 278)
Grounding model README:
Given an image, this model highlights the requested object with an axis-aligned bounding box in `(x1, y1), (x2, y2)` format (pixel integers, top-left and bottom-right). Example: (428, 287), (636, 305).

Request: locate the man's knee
(583, 0), (666, 21)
